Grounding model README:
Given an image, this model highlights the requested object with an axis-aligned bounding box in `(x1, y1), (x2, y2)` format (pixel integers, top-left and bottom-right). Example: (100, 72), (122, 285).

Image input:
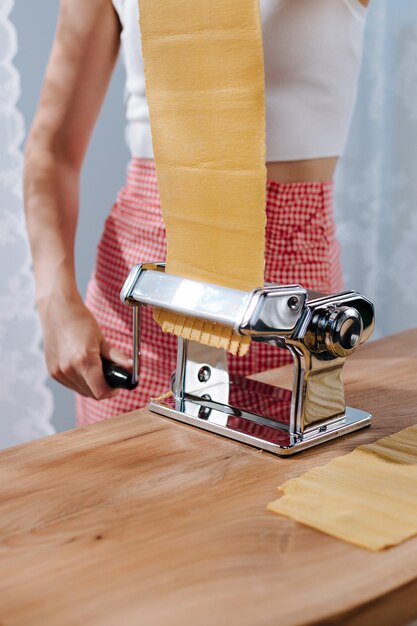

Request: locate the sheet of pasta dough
(138, 0), (266, 356)
(268, 425), (417, 551)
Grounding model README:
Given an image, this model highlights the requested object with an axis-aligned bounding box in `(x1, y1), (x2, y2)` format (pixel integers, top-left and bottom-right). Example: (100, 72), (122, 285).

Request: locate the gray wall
(12, 1), (130, 432)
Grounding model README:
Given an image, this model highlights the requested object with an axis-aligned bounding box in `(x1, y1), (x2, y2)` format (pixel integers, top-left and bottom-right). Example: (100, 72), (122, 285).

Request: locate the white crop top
(112, 0), (367, 161)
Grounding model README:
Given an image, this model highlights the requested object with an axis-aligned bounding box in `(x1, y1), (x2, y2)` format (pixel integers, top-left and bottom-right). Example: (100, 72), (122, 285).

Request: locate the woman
(24, 0), (369, 425)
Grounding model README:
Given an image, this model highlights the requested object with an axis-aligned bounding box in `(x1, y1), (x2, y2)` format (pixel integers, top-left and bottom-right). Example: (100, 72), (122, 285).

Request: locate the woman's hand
(39, 291), (132, 400)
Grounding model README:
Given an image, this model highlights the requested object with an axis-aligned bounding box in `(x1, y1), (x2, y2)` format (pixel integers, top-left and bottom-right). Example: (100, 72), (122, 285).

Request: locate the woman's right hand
(39, 292), (133, 400)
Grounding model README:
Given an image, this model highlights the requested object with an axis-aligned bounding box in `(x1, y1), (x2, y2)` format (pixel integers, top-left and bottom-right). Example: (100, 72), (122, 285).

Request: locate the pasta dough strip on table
(268, 424), (417, 551)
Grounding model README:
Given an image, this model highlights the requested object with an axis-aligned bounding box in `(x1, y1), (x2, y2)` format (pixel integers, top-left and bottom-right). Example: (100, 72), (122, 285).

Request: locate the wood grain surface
(1, 330), (417, 626)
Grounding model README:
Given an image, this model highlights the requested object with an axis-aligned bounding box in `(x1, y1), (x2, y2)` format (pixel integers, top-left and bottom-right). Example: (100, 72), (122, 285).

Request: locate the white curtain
(0, 0), (54, 448)
(335, 0), (417, 340)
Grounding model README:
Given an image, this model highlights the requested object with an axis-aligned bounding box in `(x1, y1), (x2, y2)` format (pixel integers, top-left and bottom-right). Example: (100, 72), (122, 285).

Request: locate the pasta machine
(107, 261), (375, 456)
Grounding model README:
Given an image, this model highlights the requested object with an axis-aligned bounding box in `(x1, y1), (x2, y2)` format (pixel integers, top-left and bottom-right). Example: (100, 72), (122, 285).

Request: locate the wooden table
(1, 330), (417, 626)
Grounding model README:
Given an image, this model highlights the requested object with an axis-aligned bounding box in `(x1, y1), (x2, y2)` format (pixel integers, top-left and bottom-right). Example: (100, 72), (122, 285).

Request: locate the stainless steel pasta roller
(118, 261), (375, 456)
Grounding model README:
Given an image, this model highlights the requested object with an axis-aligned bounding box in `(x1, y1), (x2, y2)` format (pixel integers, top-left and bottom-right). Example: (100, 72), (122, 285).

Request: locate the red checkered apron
(76, 158), (344, 425)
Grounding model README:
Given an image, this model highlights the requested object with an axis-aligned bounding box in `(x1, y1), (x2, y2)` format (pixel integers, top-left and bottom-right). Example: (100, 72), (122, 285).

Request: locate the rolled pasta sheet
(138, 0), (266, 356)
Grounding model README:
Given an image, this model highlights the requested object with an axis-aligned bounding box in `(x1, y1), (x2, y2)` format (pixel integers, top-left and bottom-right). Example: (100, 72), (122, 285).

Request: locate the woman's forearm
(24, 0), (121, 308)
(24, 145), (81, 308)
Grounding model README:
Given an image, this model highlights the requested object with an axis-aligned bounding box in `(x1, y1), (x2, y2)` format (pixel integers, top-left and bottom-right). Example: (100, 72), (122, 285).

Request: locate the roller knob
(324, 306), (363, 357)
(307, 305), (363, 358)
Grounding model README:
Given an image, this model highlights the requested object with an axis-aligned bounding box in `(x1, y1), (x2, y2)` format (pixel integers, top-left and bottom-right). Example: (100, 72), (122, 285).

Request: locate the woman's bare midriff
(133, 157), (338, 184)
(266, 157), (338, 183)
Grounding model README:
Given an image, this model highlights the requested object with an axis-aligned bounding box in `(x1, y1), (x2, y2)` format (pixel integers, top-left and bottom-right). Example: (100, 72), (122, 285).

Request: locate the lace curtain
(0, 0), (53, 448)
(334, 0), (417, 340)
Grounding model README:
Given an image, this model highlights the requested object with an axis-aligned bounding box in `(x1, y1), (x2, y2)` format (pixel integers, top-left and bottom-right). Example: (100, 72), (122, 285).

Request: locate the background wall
(334, 0), (417, 341)
(12, 1), (129, 433)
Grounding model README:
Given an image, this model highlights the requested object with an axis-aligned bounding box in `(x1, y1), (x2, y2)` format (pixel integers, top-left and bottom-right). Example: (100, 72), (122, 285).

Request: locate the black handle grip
(101, 358), (138, 390)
